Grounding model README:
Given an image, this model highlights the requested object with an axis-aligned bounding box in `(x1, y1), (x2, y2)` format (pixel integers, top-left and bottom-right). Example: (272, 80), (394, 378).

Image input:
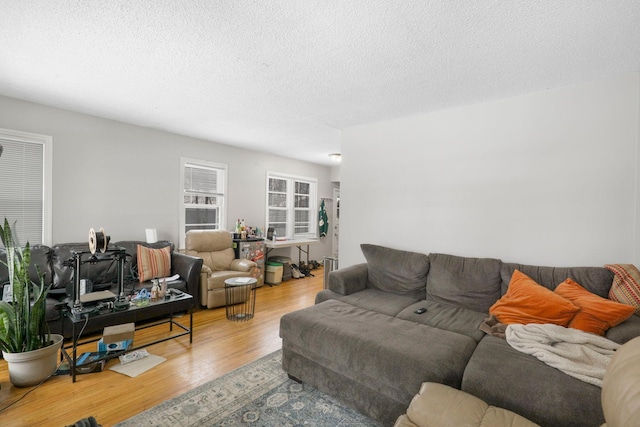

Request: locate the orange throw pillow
(554, 279), (635, 336)
(489, 270), (580, 326)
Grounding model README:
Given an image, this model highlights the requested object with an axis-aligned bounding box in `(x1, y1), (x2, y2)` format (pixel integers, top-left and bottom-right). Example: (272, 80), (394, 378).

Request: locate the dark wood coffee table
(61, 292), (193, 382)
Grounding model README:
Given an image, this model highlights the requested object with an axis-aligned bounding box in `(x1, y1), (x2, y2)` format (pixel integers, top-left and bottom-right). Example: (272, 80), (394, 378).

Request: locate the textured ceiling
(1, 1), (639, 165)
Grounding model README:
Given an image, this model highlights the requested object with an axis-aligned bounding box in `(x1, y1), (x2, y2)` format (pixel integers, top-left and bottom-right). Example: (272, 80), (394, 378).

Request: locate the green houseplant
(0, 218), (63, 387)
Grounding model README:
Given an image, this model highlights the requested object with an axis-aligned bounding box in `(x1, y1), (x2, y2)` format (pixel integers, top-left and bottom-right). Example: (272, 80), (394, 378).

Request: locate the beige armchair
(184, 230), (257, 309)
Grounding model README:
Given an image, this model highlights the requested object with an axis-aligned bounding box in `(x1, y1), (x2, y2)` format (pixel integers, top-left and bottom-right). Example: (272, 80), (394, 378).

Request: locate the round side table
(224, 277), (258, 321)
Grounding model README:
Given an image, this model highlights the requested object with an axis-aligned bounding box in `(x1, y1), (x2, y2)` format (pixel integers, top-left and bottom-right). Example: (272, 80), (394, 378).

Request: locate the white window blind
(268, 177), (288, 238)
(294, 180), (311, 234)
(179, 158), (227, 248)
(0, 129), (52, 246)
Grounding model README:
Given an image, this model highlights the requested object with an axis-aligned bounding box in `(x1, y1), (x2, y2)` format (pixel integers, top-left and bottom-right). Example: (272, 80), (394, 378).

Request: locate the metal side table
(224, 277), (258, 321)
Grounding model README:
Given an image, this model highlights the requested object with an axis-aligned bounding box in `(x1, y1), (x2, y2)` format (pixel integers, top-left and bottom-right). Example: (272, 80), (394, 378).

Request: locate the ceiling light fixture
(329, 153), (341, 163)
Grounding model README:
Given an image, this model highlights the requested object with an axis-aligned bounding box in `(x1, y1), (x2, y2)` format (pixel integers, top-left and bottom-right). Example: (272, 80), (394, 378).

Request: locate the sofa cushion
(211, 248), (235, 271)
(489, 270), (580, 326)
(555, 279), (635, 336)
(0, 244), (53, 289)
(605, 264), (640, 315)
(50, 242), (120, 291)
(186, 247), (235, 272)
(462, 335), (605, 427)
(185, 229), (233, 252)
(500, 263), (614, 297)
(137, 244), (171, 282)
(397, 301), (487, 342)
(426, 253), (502, 313)
(361, 244), (429, 300)
(605, 314), (640, 344)
(207, 270), (253, 291)
(316, 287), (420, 317)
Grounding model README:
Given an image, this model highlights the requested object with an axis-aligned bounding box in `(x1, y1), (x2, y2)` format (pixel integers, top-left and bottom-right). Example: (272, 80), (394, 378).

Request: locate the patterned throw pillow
(605, 264), (640, 316)
(137, 245), (171, 283)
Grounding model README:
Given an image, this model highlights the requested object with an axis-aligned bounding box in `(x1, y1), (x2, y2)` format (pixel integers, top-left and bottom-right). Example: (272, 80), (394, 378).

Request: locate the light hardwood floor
(0, 273), (324, 427)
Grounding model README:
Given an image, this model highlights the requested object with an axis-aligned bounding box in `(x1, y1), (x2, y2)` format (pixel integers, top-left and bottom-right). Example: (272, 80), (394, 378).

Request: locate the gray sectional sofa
(279, 244), (640, 427)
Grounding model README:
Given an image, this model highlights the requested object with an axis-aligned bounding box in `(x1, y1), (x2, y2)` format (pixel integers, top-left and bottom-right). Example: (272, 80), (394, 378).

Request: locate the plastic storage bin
(266, 262), (283, 285)
(268, 256), (292, 281)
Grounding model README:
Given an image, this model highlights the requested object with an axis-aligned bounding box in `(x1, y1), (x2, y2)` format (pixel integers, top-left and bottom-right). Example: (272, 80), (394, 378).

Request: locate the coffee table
(61, 292), (193, 382)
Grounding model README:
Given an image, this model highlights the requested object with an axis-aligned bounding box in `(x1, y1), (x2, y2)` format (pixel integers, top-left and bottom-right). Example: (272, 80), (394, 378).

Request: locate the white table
(264, 238), (319, 266)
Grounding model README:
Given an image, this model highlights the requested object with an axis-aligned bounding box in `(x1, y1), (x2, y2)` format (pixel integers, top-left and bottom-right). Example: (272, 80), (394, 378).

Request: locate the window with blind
(266, 172), (317, 240)
(179, 158), (227, 247)
(0, 128), (52, 246)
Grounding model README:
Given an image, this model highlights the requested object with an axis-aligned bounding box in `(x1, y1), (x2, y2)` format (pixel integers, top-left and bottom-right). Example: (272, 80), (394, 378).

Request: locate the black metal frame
(67, 247), (128, 316)
(60, 294), (193, 382)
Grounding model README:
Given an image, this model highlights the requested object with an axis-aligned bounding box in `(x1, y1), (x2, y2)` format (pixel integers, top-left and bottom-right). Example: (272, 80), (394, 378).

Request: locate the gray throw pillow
(361, 244), (429, 299)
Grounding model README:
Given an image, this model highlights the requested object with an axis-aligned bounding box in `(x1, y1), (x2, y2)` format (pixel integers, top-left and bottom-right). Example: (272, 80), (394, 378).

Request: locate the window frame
(266, 171), (317, 240)
(0, 128), (53, 246)
(179, 157), (228, 249)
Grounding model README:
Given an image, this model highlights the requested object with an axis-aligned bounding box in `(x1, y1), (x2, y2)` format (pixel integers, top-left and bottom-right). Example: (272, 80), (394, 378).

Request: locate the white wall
(0, 95), (335, 262)
(340, 72), (640, 268)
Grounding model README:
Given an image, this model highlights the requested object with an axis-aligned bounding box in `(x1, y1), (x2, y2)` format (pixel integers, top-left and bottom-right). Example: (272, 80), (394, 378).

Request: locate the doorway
(332, 187), (340, 260)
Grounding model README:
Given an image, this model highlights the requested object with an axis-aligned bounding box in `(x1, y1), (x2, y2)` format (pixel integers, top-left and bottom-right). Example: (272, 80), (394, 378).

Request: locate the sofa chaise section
(280, 299), (477, 426)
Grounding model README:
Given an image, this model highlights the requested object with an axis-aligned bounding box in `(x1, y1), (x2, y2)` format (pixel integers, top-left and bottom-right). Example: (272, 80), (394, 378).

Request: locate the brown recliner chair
(184, 230), (257, 309)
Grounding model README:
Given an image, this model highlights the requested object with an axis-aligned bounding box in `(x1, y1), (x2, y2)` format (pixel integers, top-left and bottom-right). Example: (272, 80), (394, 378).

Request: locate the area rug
(115, 349), (382, 426)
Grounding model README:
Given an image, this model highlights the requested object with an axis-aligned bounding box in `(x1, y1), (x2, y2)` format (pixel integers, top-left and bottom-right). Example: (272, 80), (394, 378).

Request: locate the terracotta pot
(2, 334), (64, 387)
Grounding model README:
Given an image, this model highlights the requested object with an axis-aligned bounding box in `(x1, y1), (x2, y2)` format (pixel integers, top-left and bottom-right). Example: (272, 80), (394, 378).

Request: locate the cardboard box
(98, 338), (133, 353)
(103, 322), (135, 344)
(76, 352), (109, 374)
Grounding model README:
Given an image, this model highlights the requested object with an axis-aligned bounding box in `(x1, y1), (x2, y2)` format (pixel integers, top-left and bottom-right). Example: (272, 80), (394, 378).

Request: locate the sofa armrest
(394, 382), (539, 427)
(171, 252), (203, 306)
(602, 336), (640, 427)
(606, 314), (640, 344)
(328, 263), (368, 295)
(230, 258), (256, 272)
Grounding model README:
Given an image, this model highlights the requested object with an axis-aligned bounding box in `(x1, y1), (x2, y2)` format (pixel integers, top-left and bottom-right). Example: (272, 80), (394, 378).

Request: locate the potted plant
(0, 218), (63, 387)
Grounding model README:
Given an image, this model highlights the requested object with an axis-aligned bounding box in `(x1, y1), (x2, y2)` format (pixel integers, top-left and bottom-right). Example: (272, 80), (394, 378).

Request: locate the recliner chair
(184, 230), (257, 309)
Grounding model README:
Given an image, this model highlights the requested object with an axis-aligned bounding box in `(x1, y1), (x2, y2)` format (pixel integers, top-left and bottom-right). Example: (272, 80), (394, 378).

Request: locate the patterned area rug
(115, 349), (382, 426)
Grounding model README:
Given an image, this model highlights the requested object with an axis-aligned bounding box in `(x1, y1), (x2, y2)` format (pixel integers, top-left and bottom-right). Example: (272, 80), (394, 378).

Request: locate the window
(179, 158), (227, 248)
(0, 128), (52, 246)
(266, 172), (317, 239)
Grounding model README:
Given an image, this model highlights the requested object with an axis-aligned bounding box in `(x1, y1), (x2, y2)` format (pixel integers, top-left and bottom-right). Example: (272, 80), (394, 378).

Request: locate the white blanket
(505, 323), (619, 387)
